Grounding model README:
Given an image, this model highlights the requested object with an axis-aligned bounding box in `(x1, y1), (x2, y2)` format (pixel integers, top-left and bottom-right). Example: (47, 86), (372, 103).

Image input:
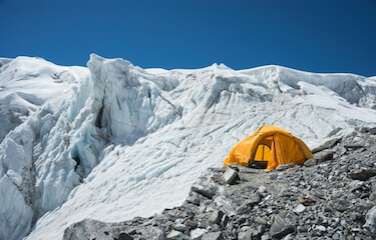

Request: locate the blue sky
(0, 0), (375, 76)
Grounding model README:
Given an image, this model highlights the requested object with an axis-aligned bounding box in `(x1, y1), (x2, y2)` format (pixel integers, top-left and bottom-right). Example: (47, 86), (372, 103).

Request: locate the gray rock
(220, 215), (229, 227)
(257, 185), (267, 194)
(358, 126), (376, 134)
(173, 223), (188, 232)
(191, 184), (216, 199)
(314, 149), (334, 163)
(293, 204), (306, 214)
(369, 127), (376, 135)
(207, 224), (220, 232)
(364, 206), (376, 233)
(246, 225), (266, 239)
(254, 216), (268, 225)
(349, 168), (376, 181)
(333, 199), (350, 212)
(359, 127), (369, 133)
(296, 226), (308, 233)
(237, 166), (265, 174)
(184, 219), (198, 229)
(185, 192), (201, 205)
(349, 180), (366, 192)
(62, 219), (113, 240)
(303, 158), (317, 167)
(281, 234), (295, 240)
(344, 143), (365, 150)
(269, 216), (296, 239)
(332, 232), (342, 240)
(208, 210), (224, 225)
(238, 227), (253, 240)
(261, 233), (271, 240)
(118, 232), (134, 240)
(311, 137), (341, 153)
(315, 225), (326, 232)
(275, 164), (291, 171)
(166, 230), (190, 240)
(222, 167), (239, 185)
(190, 228), (207, 240)
(237, 194), (261, 214)
(369, 192), (376, 201)
(201, 231), (222, 240)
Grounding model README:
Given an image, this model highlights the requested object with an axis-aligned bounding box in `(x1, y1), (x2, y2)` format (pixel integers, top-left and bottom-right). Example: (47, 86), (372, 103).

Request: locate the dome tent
(224, 125), (312, 171)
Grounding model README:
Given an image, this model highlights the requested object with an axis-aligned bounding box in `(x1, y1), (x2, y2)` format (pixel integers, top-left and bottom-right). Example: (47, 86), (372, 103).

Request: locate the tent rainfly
(224, 125), (313, 171)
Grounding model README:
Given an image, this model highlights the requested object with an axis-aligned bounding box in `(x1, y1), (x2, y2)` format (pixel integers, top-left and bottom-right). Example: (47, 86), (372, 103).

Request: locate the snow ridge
(0, 55), (375, 240)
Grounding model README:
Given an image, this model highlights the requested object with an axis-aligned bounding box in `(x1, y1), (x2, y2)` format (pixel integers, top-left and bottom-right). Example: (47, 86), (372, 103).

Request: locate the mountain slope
(0, 55), (375, 240)
(62, 127), (376, 240)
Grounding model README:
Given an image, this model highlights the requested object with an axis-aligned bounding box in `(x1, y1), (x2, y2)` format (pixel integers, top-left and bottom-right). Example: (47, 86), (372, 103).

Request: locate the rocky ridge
(63, 126), (376, 240)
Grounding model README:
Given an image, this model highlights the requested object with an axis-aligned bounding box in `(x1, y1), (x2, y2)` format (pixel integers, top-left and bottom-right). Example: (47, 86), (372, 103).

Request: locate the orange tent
(224, 125), (312, 171)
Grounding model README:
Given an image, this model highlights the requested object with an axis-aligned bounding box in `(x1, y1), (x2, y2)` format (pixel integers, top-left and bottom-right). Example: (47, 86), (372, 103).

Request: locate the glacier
(0, 54), (375, 240)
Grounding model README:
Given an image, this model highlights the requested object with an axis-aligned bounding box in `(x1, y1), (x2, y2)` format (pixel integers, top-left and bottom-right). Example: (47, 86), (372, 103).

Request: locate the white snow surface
(0, 55), (376, 240)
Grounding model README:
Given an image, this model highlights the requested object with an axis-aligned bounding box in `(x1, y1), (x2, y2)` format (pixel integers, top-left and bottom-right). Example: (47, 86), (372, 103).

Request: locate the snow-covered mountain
(0, 54), (376, 240)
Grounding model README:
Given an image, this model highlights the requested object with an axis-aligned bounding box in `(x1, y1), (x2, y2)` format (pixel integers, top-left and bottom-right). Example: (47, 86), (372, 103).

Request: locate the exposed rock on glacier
(62, 129), (376, 240)
(0, 54), (376, 240)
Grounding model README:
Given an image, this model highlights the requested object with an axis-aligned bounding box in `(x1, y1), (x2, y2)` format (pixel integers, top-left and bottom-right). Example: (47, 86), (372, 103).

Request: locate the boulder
(173, 223), (188, 232)
(269, 216), (296, 239)
(166, 230), (190, 240)
(220, 215), (229, 227)
(185, 192), (203, 205)
(62, 219), (113, 240)
(257, 185), (267, 194)
(369, 127), (376, 135)
(357, 126), (376, 134)
(261, 234), (271, 240)
(237, 194), (261, 214)
(332, 198), (350, 212)
(364, 206), (376, 233)
(293, 204), (306, 214)
(238, 227), (253, 240)
(349, 168), (376, 181)
(201, 231), (222, 240)
(191, 185), (216, 199)
(344, 143), (365, 150)
(184, 219), (198, 230)
(315, 225), (326, 232)
(311, 137), (341, 153)
(190, 228), (207, 240)
(118, 232), (134, 240)
(314, 149), (334, 163)
(208, 210), (224, 225)
(222, 167), (239, 185)
(240, 225), (266, 239)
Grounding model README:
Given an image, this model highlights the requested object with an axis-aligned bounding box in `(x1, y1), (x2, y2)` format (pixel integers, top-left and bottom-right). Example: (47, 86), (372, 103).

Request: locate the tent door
(250, 137), (274, 169)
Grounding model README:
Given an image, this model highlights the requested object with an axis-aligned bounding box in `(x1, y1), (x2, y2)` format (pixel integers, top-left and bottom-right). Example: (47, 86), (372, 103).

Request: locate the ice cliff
(0, 54), (375, 240)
